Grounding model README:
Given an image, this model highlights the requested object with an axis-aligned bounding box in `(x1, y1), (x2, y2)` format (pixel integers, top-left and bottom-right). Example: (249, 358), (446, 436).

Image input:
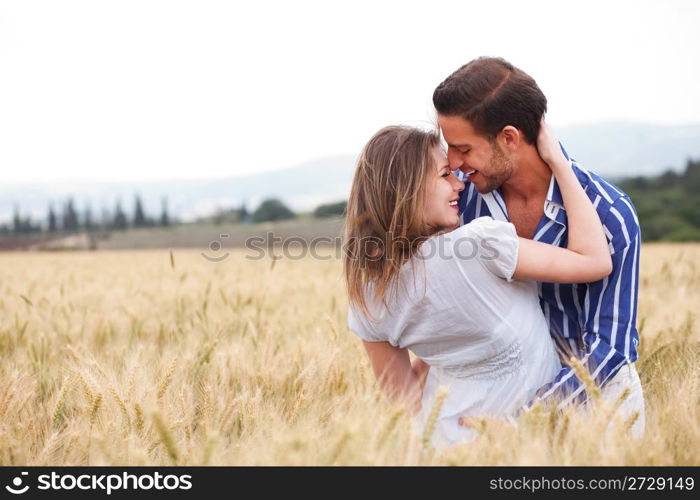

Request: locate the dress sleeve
(347, 305), (387, 343)
(460, 216), (520, 282)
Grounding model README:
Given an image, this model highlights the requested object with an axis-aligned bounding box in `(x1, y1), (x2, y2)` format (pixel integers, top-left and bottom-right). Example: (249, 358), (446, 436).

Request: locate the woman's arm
(513, 121), (612, 283)
(411, 356), (430, 391)
(362, 340), (424, 414)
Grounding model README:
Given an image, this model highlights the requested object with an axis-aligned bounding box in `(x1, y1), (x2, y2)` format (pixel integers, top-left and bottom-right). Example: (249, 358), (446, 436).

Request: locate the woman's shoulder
(451, 216), (516, 239)
(420, 217), (516, 255)
(420, 216), (520, 281)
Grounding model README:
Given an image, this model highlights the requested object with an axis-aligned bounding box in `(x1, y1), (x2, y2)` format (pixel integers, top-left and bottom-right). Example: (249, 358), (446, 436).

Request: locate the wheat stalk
(422, 386), (449, 450)
(153, 411), (179, 464)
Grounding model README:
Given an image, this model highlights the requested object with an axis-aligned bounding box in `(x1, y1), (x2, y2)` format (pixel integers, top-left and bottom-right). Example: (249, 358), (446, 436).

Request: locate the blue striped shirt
(457, 151), (641, 407)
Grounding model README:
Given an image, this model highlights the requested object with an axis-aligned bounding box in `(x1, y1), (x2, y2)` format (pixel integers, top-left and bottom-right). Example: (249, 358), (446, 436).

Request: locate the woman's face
(423, 146), (465, 231)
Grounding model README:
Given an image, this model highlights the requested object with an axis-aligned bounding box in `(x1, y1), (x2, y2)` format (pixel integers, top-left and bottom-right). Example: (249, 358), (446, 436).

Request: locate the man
(433, 57), (644, 434)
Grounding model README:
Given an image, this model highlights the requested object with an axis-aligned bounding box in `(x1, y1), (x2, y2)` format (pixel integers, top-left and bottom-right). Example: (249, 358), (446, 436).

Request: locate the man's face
(437, 114), (514, 194)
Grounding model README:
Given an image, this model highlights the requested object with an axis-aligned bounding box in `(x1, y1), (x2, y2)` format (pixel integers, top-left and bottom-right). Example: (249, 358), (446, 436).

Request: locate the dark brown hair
(433, 57), (547, 144)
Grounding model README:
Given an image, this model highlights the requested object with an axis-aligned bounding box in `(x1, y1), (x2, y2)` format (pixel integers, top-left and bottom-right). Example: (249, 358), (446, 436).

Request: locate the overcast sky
(1, 0), (699, 183)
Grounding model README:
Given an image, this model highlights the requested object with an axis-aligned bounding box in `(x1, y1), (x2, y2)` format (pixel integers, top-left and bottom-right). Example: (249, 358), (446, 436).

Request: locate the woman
(344, 122), (613, 448)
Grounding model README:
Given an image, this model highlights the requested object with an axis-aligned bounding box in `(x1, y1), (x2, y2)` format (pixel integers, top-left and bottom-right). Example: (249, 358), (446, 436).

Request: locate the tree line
(616, 158), (700, 241)
(201, 199), (347, 225)
(5, 158), (694, 242)
(249, 199), (346, 222)
(0, 196), (348, 237)
(1, 195), (171, 236)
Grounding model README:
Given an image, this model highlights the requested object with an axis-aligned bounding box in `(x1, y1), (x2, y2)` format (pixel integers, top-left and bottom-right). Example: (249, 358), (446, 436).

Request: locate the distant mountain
(1, 123), (699, 225)
(557, 123), (700, 179)
(0, 155), (357, 224)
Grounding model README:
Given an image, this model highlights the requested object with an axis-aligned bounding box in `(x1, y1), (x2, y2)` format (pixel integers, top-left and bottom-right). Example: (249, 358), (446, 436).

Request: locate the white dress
(348, 217), (561, 449)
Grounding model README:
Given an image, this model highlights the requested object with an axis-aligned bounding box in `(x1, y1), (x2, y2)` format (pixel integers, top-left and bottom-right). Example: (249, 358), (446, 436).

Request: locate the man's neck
(500, 147), (552, 202)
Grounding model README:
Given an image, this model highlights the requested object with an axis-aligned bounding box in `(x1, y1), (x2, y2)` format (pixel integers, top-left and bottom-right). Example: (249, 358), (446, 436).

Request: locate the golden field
(0, 244), (698, 465)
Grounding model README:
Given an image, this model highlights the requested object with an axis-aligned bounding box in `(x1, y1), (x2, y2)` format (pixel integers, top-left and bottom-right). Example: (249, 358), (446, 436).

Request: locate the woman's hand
(411, 356), (430, 391)
(513, 117), (612, 284)
(536, 119), (569, 170)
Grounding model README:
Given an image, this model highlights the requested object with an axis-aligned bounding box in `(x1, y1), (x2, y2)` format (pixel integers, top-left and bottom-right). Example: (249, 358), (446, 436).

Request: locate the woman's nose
(451, 173), (465, 192)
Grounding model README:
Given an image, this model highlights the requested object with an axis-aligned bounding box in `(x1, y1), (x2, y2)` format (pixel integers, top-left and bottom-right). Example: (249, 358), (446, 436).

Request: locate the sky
(1, 0), (699, 183)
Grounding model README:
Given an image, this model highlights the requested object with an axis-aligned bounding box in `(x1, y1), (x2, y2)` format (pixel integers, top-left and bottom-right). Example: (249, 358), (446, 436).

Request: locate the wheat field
(0, 244), (698, 465)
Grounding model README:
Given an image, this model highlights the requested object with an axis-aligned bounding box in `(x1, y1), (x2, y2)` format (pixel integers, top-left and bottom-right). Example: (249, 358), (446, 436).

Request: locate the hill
(2, 122), (699, 224)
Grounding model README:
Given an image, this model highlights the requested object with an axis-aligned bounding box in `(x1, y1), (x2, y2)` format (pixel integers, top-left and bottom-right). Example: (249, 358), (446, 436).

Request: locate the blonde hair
(343, 125), (440, 316)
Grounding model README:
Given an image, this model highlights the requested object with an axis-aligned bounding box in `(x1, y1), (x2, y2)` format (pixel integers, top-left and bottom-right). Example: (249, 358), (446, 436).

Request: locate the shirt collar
(488, 144), (573, 226)
(491, 174), (565, 223)
(546, 173), (564, 207)
(543, 159), (573, 225)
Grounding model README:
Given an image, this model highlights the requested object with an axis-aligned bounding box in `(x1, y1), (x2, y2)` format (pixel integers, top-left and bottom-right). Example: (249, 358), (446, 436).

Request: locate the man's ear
(498, 126), (521, 152)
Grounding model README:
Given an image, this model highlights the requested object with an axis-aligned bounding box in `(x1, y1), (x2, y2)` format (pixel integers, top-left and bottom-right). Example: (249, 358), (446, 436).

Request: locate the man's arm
(529, 196), (641, 407)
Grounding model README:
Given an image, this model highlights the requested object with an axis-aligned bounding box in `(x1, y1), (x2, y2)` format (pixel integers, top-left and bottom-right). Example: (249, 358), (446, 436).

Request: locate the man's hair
(433, 57), (547, 145)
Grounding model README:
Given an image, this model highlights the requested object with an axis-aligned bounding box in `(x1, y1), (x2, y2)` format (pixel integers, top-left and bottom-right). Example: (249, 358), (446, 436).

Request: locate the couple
(344, 57), (644, 449)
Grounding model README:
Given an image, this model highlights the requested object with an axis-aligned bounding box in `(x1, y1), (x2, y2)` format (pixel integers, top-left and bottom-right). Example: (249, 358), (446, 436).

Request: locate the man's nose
(447, 150), (463, 171)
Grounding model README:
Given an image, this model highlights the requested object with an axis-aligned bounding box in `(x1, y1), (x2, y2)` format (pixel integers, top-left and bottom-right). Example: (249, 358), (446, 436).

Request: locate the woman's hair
(343, 125), (440, 316)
